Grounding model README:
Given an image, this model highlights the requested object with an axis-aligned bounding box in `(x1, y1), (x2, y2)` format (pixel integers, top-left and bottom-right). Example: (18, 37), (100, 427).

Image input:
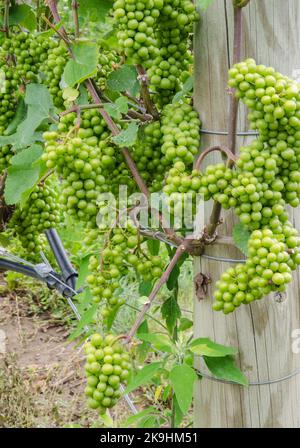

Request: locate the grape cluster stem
(124, 244), (186, 344)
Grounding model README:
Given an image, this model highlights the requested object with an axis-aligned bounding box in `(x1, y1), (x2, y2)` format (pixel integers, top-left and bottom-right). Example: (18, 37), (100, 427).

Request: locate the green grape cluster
(8, 179), (61, 260)
(43, 129), (104, 223)
(95, 48), (120, 90)
(133, 120), (167, 192)
(113, 0), (164, 63)
(40, 41), (69, 109)
(113, 0), (198, 105)
(161, 102), (201, 166)
(147, 0), (198, 105)
(0, 31), (53, 133)
(0, 144), (13, 172)
(229, 58), (300, 207)
(163, 161), (201, 216)
(84, 333), (131, 413)
(213, 228), (300, 313)
(87, 222), (165, 322)
(43, 109), (138, 223)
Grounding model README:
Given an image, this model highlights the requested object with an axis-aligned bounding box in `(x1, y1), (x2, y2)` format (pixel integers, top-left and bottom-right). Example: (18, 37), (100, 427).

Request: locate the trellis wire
(196, 367), (300, 386)
(200, 129), (259, 136)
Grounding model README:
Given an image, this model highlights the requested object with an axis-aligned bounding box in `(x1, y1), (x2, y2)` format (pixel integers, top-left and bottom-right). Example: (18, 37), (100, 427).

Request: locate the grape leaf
(161, 296), (181, 335)
(4, 99), (26, 136)
(10, 144), (43, 167)
(67, 304), (97, 341)
(136, 320), (150, 362)
(169, 364), (197, 414)
(62, 87), (79, 102)
(4, 144), (44, 205)
(232, 222), (250, 256)
(111, 122), (139, 147)
(178, 317), (193, 332)
(76, 85), (89, 105)
(167, 264), (180, 290)
(125, 362), (162, 394)
(189, 338), (238, 357)
(173, 394), (184, 427)
(204, 355), (248, 386)
(107, 65), (140, 97)
(124, 407), (158, 427)
(63, 42), (98, 87)
(139, 280), (153, 296)
(137, 333), (174, 354)
(147, 239), (160, 256)
(9, 4), (37, 31)
(0, 84), (54, 149)
(103, 96), (129, 120)
(172, 76), (194, 103)
(78, 0), (113, 22)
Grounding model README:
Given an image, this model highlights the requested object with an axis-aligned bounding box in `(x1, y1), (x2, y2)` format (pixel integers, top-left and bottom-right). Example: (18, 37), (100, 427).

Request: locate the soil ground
(0, 281), (136, 428)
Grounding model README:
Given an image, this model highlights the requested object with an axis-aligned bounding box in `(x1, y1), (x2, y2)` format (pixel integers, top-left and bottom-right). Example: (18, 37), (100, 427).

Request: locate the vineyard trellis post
(193, 0), (300, 428)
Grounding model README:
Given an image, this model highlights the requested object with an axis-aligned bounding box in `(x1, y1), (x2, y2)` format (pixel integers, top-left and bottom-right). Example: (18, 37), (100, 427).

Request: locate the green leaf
(107, 65), (140, 97)
(204, 355), (248, 386)
(0, 84), (54, 149)
(169, 365), (197, 415)
(233, 222), (250, 256)
(147, 239), (160, 256)
(161, 296), (181, 335)
(62, 87), (79, 102)
(106, 305), (120, 330)
(63, 41), (98, 87)
(0, 234), (10, 248)
(124, 407), (157, 427)
(137, 333), (174, 354)
(125, 362), (162, 394)
(172, 76), (194, 103)
(178, 317), (193, 332)
(173, 394), (184, 428)
(196, 0), (215, 11)
(103, 96), (129, 120)
(78, 0), (114, 22)
(76, 85), (89, 105)
(25, 83), (53, 116)
(139, 280), (153, 296)
(5, 164), (40, 206)
(136, 320), (150, 362)
(167, 264), (180, 291)
(68, 304), (97, 341)
(4, 99), (26, 136)
(111, 122), (139, 148)
(76, 255), (90, 288)
(9, 4), (37, 31)
(98, 412), (114, 428)
(4, 144), (44, 205)
(10, 144), (43, 166)
(189, 338), (238, 357)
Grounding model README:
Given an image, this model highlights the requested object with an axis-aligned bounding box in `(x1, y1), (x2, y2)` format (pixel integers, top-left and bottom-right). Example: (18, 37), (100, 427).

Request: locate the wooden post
(193, 0), (300, 428)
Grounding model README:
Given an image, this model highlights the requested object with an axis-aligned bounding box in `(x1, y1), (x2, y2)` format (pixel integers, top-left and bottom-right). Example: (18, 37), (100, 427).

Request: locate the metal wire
(200, 129), (259, 136)
(201, 254), (246, 264)
(196, 366), (300, 386)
